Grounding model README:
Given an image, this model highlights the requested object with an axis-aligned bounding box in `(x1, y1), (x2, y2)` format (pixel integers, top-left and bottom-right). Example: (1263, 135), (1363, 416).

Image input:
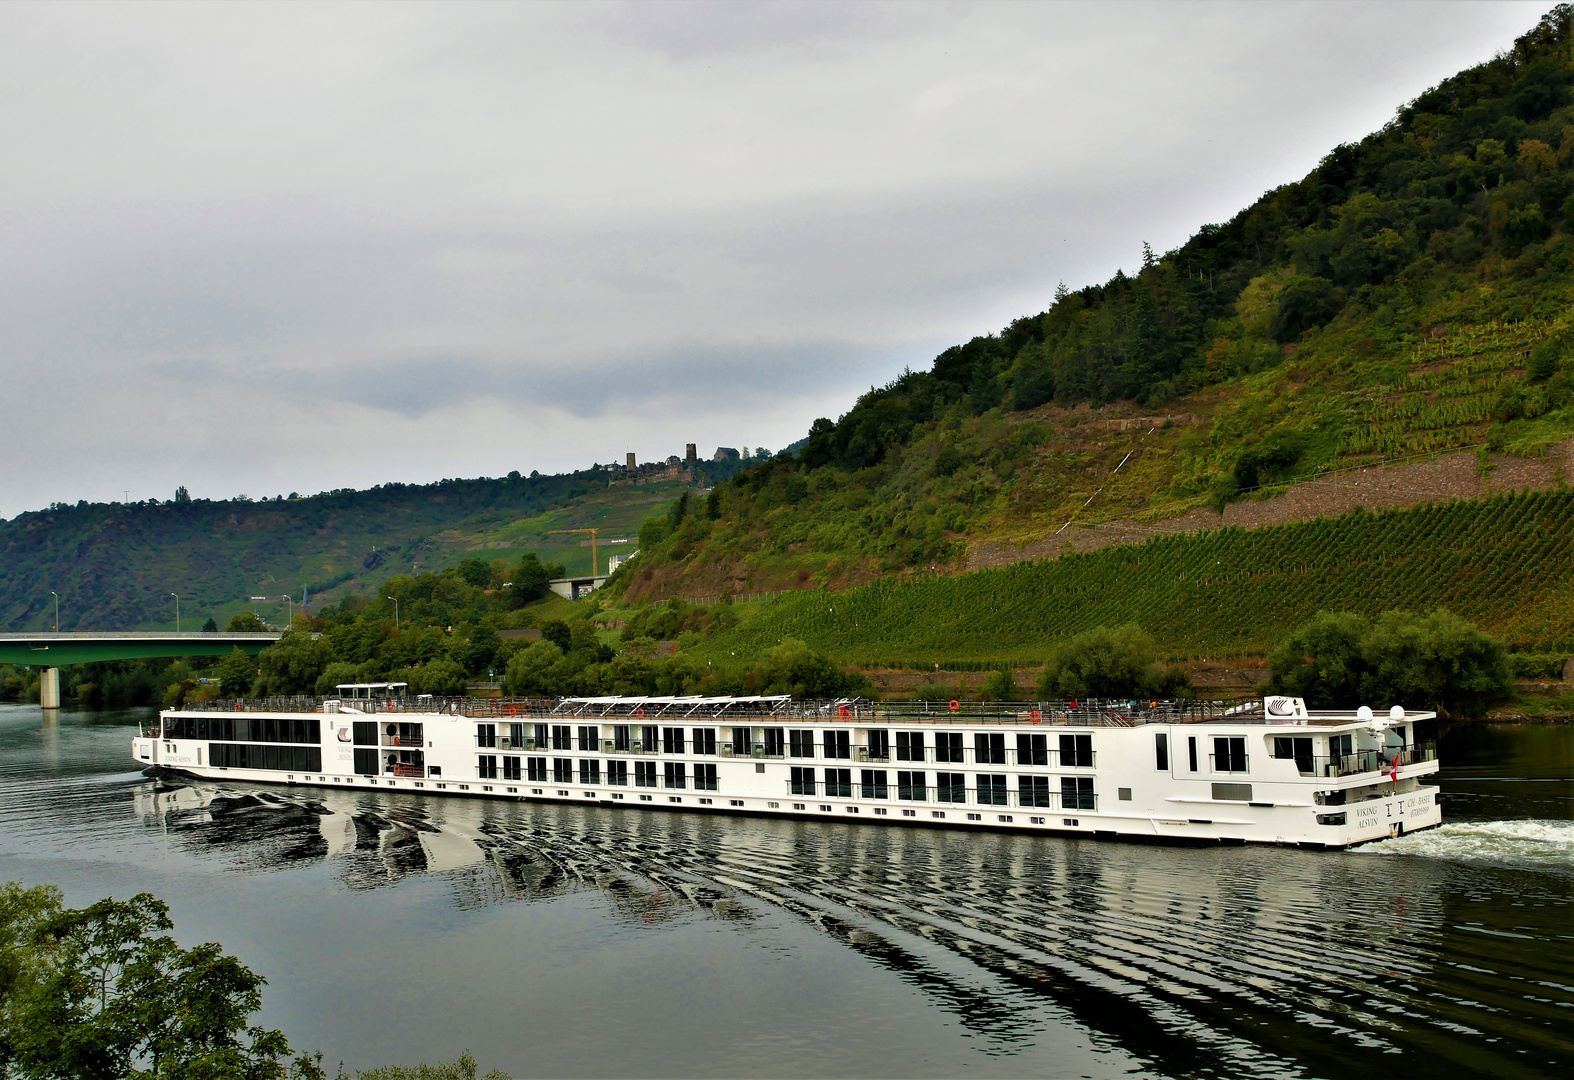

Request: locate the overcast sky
(0, 0), (1548, 517)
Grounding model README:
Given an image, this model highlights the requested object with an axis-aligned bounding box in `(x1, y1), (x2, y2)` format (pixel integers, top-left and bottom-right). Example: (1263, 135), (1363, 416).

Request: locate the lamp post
(50, 591), (58, 633)
(387, 596), (399, 630)
(282, 594), (293, 625)
(171, 593), (180, 633)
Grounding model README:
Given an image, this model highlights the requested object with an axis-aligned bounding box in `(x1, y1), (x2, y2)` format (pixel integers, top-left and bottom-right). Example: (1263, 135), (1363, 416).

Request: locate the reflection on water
(4, 706), (1573, 1078)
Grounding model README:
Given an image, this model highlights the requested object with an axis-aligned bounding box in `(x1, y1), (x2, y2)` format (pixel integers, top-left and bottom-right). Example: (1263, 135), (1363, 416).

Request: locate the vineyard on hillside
(689, 489), (1574, 667)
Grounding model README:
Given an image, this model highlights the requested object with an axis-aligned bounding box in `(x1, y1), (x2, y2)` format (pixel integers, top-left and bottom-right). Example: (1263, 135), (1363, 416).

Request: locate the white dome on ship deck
(1390, 705), (1405, 719)
(1356, 705), (1373, 720)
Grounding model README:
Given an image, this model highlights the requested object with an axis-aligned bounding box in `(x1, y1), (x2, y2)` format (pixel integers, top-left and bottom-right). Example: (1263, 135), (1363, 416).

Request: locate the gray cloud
(0, 1), (1548, 515)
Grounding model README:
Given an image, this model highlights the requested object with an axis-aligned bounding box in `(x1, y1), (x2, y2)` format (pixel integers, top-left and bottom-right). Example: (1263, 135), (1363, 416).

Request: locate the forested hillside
(618, 6), (1574, 602)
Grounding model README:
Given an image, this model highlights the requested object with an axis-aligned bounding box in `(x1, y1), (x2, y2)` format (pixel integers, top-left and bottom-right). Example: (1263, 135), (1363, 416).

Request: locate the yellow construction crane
(548, 528), (601, 575)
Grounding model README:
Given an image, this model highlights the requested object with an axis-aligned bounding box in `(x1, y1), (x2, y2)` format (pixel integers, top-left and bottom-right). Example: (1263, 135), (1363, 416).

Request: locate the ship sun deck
(133, 694), (1442, 848)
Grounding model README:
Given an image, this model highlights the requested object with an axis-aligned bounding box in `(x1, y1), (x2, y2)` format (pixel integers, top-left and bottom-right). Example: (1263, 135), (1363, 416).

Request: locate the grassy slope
(680, 489), (1574, 668)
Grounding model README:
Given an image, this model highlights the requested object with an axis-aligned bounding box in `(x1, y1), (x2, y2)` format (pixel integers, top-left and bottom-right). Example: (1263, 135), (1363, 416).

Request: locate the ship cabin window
(935, 732), (964, 763)
(762, 727), (785, 757)
(635, 761), (657, 787)
(1019, 775), (1051, 808)
(824, 730), (851, 760)
(694, 763), (718, 791)
(1058, 734), (1093, 767)
(353, 748), (379, 775)
(552, 758), (572, 783)
(662, 727), (685, 754)
(641, 725), (658, 752)
(551, 726), (572, 751)
(527, 757), (547, 782)
(974, 774), (1006, 806)
(691, 728), (717, 755)
(1016, 733), (1048, 766)
(975, 732), (1006, 765)
(1062, 777), (1096, 810)
(897, 771), (927, 801)
(1212, 737), (1248, 774)
(477, 724), (496, 749)
(790, 766), (815, 795)
(578, 726), (597, 752)
(824, 768), (851, 797)
(1187, 736), (1198, 772)
(534, 724), (549, 749)
(931, 772), (962, 802)
(213, 744), (323, 773)
(731, 727), (751, 756)
(607, 761), (628, 785)
(860, 769), (888, 799)
(663, 762), (686, 789)
(896, 731), (925, 762)
(1272, 736), (1314, 775)
(579, 759), (600, 785)
(789, 730), (815, 758)
(1155, 733), (1169, 770)
(478, 755), (498, 779)
(613, 725), (632, 752)
(353, 722), (379, 747)
(170, 716), (322, 745)
(506, 723), (523, 747)
(1328, 733), (1353, 764)
(867, 729), (890, 761)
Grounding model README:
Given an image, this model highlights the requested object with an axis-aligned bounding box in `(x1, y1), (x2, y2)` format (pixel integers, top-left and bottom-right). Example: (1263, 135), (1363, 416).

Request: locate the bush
(748, 638), (871, 698)
(981, 668), (1017, 700)
(1508, 652), (1567, 679)
(910, 681), (952, 701)
(1267, 608), (1513, 716)
(1037, 624), (1190, 699)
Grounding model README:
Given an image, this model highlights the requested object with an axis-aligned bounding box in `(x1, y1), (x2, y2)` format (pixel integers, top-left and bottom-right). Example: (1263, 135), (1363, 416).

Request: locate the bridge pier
(39, 667), (60, 710)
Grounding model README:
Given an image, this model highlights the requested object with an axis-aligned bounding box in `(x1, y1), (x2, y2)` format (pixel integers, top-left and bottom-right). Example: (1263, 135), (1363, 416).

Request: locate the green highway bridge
(0, 632), (281, 708)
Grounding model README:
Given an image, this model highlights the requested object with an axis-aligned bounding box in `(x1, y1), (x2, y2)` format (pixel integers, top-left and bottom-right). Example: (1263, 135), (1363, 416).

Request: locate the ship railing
(389, 764), (425, 779)
(170, 696), (1248, 724)
(1306, 744), (1437, 778)
(783, 781), (1097, 811)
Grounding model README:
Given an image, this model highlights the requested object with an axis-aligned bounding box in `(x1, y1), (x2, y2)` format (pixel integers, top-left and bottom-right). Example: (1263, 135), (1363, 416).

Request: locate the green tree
(405, 659), (468, 697)
(0, 883), (322, 1080)
(214, 648), (259, 697)
(225, 612), (269, 633)
(749, 639), (870, 698)
(501, 640), (565, 697)
(981, 668), (1017, 700)
(637, 516), (669, 552)
(509, 553), (556, 602)
(539, 620), (572, 652)
(201, 617), (219, 633)
(457, 559), (491, 588)
(1038, 624), (1189, 699)
(253, 631), (334, 696)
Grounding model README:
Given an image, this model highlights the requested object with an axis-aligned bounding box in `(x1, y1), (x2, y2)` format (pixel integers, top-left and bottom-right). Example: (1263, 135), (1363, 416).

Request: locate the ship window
(1018, 775), (1051, 808)
(1058, 734), (1092, 767)
(477, 755), (498, 779)
(1187, 736), (1198, 772)
(606, 761), (628, 786)
(867, 729), (890, 761)
(476, 724), (496, 749)
(788, 730), (815, 758)
(613, 725), (632, 752)
(790, 766), (815, 795)
(508, 723), (524, 747)
(551, 725), (572, 751)
(353, 722), (378, 747)
(353, 747), (379, 775)
(1155, 733), (1169, 770)
(974, 774), (1006, 805)
(1118, 787), (1132, 801)
(823, 730), (851, 760)
(213, 743), (325, 774)
(534, 724), (549, 749)
(663, 762), (686, 789)
(662, 727), (685, 754)
(694, 763), (718, 791)
(731, 727), (751, 756)
(691, 728), (717, 755)
(552, 758), (572, 783)
(895, 731), (925, 762)
(1212, 737), (1248, 773)
(935, 732), (964, 763)
(578, 759), (600, 785)
(1016, 733), (1048, 766)
(527, 757), (546, 781)
(897, 771), (926, 801)
(824, 767), (852, 797)
(577, 726), (597, 752)
(1061, 777), (1095, 810)
(860, 769), (888, 799)
(1272, 737), (1314, 774)
(974, 732), (1006, 765)
(635, 761), (657, 787)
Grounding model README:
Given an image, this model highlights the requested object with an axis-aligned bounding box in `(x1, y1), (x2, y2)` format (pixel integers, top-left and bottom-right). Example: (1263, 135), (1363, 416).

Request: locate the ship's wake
(1356, 818), (1574, 872)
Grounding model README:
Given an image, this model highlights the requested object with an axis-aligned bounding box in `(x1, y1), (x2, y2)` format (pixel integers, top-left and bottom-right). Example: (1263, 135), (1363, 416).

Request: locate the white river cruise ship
(132, 692), (1441, 848)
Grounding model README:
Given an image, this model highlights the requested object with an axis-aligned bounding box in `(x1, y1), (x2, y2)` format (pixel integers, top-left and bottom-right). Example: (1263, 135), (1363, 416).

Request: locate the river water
(0, 706), (1569, 1079)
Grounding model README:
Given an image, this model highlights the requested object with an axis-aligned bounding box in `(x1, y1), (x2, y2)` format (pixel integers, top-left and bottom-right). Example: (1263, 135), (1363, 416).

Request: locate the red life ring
(635, 707), (645, 718)
(838, 705), (851, 719)
(508, 705), (518, 717)
(948, 699), (960, 712)
(1029, 710), (1042, 723)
